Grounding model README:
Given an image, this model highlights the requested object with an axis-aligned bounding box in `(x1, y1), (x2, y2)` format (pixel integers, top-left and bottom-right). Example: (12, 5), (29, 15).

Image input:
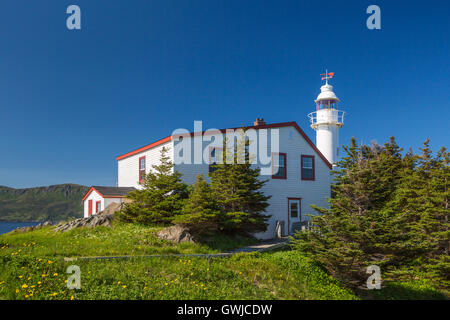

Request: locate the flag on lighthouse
(321, 72), (334, 81)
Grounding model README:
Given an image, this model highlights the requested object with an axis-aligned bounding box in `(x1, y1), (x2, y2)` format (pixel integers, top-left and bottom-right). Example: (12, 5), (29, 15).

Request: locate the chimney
(253, 118), (266, 126)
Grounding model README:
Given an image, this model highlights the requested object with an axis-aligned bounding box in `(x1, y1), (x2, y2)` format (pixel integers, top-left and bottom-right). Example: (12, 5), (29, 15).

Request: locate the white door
(288, 198), (301, 234)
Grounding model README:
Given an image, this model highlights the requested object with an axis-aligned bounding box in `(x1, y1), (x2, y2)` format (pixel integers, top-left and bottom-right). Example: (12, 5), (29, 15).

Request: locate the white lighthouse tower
(308, 71), (345, 165)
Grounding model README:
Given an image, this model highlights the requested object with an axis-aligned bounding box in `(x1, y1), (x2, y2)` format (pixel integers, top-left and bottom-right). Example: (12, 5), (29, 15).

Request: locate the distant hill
(0, 184), (89, 222)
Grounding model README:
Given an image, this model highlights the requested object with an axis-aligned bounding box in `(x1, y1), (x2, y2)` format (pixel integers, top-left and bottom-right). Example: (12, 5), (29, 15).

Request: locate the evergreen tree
(388, 140), (449, 286)
(173, 173), (222, 235)
(209, 133), (270, 236)
(117, 147), (188, 225)
(292, 137), (407, 287)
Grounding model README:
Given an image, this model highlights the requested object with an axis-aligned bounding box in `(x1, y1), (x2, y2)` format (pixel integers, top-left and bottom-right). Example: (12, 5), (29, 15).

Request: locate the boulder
(156, 225), (195, 243)
(54, 214), (114, 233)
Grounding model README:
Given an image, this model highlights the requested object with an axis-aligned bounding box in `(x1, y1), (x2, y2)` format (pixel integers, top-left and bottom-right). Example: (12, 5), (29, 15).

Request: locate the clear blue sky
(0, 0), (448, 188)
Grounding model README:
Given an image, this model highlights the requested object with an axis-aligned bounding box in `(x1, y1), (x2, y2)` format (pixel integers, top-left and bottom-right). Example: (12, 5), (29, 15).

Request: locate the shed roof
(82, 186), (136, 201)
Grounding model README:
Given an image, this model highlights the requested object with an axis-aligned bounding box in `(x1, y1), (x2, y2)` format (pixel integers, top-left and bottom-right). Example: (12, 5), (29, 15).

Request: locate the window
(209, 147), (223, 173)
(88, 200), (93, 216)
(139, 156), (146, 183)
(290, 201), (299, 218)
(95, 201), (101, 214)
(301, 155), (315, 180)
(272, 153), (287, 179)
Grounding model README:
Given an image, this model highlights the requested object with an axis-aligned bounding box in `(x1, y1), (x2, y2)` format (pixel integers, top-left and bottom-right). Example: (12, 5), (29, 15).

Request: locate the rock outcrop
(54, 214), (114, 233)
(14, 221), (52, 233)
(101, 202), (124, 215)
(156, 225), (195, 243)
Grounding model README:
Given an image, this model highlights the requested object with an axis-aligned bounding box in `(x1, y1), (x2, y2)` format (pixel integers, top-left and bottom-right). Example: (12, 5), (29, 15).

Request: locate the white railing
(308, 109), (345, 126)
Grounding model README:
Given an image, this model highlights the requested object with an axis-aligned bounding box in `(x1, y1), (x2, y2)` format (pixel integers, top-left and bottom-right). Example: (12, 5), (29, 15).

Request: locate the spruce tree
(117, 146), (188, 225)
(389, 140), (449, 286)
(292, 137), (407, 287)
(173, 173), (222, 235)
(209, 133), (270, 236)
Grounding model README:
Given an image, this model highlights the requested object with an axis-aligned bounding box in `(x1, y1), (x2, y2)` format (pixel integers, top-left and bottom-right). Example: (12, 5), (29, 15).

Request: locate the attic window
(272, 153), (287, 179)
(301, 155), (315, 180)
(139, 156), (146, 183)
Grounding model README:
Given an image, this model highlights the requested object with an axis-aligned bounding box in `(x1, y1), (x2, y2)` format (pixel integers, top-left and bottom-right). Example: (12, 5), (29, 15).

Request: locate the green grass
(0, 222), (447, 300)
(0, 250), (357, 300)
(361, 279), (448, 300)
(0, 222), (255, 258)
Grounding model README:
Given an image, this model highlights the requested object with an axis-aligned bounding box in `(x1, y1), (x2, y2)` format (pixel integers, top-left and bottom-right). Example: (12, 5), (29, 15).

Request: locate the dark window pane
(273, 154), (286, 178)
(302, 168), (313, 179)
(290, 202), (298, 217)
(302, 157), (313, 169)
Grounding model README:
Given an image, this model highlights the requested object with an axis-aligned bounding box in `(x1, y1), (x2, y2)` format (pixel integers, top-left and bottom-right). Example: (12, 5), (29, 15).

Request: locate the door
(88, 200), (93, 216)
(288, 198), (301, 234)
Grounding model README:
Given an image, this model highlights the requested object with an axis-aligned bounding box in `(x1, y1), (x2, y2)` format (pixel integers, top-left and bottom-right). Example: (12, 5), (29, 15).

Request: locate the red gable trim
(115, 121), (332, 169)
(82, 187), (127, 202)
(82, 187), (102, 201)
(116, 136), (172, 161)
(290, 122), (332, 169)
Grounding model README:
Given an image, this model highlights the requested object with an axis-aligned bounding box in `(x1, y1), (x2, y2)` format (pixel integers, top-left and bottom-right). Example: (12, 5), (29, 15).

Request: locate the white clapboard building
(83, 74), (345, 239)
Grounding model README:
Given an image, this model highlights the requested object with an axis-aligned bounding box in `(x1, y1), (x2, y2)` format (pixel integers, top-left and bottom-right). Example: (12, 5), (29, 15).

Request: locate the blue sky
(0, 0), (448, 188)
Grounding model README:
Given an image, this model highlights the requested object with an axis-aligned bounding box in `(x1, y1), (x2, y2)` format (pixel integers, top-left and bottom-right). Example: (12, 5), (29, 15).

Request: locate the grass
(0, 222), (256, 258)
(361, 279), (448, 300)
(0, 222), (447, 300)
(0, 250), (357, 300)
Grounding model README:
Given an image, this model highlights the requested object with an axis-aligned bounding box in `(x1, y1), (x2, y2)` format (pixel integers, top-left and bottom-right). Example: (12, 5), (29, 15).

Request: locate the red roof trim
(115, 121), (332, 169)
(82, 187), (127, 201)
(82, 187), (103, 201)
(116, 136), (172, 161)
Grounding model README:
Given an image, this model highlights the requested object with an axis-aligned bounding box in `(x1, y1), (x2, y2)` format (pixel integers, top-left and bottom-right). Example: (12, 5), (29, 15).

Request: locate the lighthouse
(308, 71), (345, 165)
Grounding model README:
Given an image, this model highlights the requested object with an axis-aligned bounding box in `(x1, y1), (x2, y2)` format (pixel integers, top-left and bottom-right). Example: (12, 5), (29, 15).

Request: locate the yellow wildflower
(22, 284), (28, 288)
(122, 285), (127, 289)
(71, 296), (75, 300)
